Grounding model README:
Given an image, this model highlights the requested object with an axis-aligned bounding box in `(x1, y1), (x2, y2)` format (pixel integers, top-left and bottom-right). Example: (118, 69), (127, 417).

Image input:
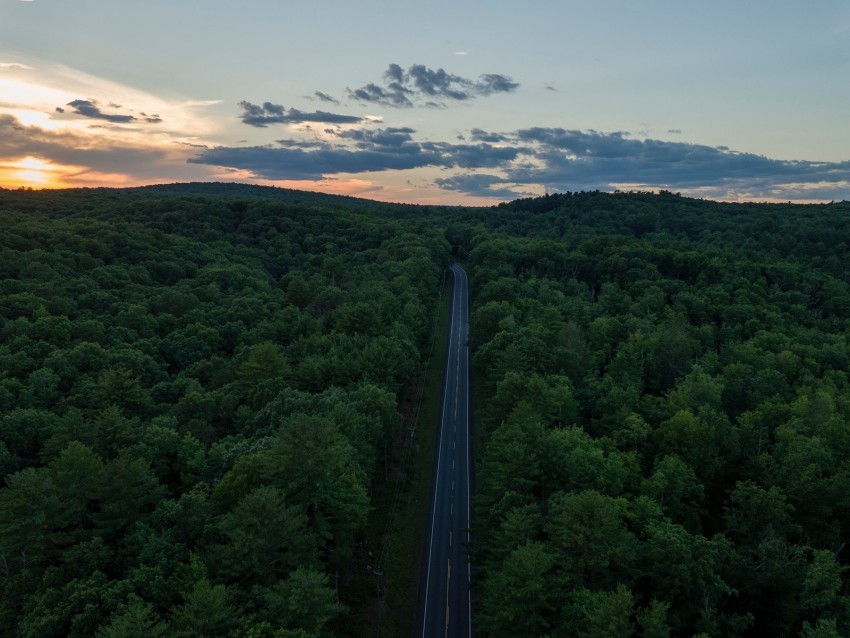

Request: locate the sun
(0, 156), (63, 188)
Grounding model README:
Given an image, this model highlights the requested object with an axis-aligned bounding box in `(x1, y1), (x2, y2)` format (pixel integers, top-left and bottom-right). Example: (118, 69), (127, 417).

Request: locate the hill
(1, 184), (849, 637)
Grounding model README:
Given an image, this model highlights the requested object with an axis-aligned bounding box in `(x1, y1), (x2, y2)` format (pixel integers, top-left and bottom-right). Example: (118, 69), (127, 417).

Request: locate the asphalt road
(417, 263), (472, 638)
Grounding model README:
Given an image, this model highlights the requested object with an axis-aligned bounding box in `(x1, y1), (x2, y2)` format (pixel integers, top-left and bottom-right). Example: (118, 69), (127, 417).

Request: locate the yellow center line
(444, 559), (452, 638)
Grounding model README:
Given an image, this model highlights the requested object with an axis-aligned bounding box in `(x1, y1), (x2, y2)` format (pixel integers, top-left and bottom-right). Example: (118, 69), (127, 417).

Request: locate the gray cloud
(459, 127), (850, 200)
(190, 145), (432, 180)
(63, 99), (137, 123)
(435, 173), (527, 199)
(189, 126), (523, 180)
(349, 63), (519, 107)
(349, 82), (413, 108)
(313, 91), (339, 104)
(477, 74), (520, 95)
(334, 127), (417, 148)
(239, 101), (363, 127)
(470, 128), (510, 143)
(188, 118), (850, 202)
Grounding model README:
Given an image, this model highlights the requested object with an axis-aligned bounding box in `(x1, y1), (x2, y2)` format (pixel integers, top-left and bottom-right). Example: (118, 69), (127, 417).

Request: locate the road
(417, 263), (472, 638)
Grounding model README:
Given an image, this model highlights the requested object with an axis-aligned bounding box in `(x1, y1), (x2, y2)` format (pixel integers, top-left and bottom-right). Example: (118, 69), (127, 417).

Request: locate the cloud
(477, 74), (520, 95)
(349, 63), (519, 107)
(470, 128), (510, 143)
(189, 125), (524, 180)
(238, 100), (363, 127)
(0, 113), (164, 169)
(62, 99), (139, 123)
(334, 126), (416, 147)
(312, 91), (339, 104)
(453, 127), (850, 200)
(189, 121), (850, 202)
(349, 82), (413, 108)
(0, 111), (223, 188)
(190, 145), (431, 180)
(435, 173), (528, 199)
(0, 63), (32, 70)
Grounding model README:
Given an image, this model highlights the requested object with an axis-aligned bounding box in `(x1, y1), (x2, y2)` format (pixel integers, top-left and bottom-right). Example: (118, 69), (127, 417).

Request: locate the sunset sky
(2, 0), (850, 204)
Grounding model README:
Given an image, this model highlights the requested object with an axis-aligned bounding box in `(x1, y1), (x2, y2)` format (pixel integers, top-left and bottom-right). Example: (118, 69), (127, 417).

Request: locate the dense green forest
(2, 185), (850, 637)
(0, 184), (450, 637)
(459, 192), (850, 638)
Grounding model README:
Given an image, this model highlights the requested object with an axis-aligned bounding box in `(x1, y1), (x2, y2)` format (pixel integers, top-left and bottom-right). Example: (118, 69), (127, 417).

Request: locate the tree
(478, 541), (556, 638)
(636, 600), (672, 638)
(213, 486), (314, 586)
(261, 567), (344, 635)
(170, 574), (237, 638)
(48, 441), (103, 534)
(96, 595), (168, 638)
(237, 342), (290, 385)
(545, 491), (636, 589)
(0, 467), (71, 570)
(800, 618), (842, 638)
(575, 584), (635, 638)
(93, 453), (163, 538)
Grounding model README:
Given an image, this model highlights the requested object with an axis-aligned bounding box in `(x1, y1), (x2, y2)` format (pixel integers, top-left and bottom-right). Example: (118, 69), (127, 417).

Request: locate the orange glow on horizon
(0, 156), (62, 188)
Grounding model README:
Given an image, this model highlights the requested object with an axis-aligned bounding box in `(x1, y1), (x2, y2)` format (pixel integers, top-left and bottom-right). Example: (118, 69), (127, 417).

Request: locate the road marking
(445, 559), (452, 638)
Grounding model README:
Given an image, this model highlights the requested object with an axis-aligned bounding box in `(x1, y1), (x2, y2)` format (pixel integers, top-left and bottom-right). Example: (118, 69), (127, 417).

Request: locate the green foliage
(5, 185), (850, 636)
(0, 184), (450, 637)
(96, 595), (168, 638)
(468, 191), (850, 637)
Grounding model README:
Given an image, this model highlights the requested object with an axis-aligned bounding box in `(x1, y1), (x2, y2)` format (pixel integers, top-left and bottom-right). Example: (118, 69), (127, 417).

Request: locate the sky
(2, 0), (850, 205)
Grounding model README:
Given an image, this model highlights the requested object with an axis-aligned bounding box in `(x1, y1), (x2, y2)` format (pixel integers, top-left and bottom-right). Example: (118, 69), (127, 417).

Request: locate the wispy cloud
(312, 91), (339, 104)
(59, 99), (159, 124)
(348, 63), (519, 108)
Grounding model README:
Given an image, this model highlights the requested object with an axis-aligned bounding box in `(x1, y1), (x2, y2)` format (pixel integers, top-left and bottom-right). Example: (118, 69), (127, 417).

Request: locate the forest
(1, 184), (850, 637)
(460, 191), (850, 638)
(0, 184), (450, 637)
